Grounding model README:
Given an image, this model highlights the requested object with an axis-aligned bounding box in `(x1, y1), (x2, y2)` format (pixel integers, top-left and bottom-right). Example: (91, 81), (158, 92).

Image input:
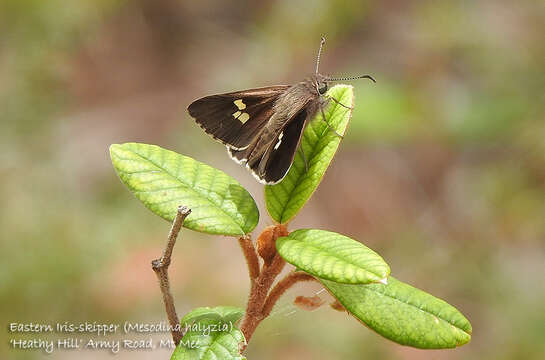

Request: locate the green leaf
(171, 307), (246, 360)
(171, 328), (246, 360)
(276, 229), (390, 284)
(265, 85), (354, 223)
(180, 306), (244, 328)
(321, 276), (472, 349)
(110, 143), (258, 236)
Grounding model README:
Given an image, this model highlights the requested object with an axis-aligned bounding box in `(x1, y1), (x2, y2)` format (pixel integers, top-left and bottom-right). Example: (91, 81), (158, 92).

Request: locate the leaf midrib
(276, 88), (350, 223)
(115, 146), (245, 235)
(281, 235), (385, 282)
(326, 279), (471, 335)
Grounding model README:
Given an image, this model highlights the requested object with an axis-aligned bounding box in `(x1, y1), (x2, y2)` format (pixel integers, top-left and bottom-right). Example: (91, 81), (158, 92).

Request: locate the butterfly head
(315, 74), (329, 95)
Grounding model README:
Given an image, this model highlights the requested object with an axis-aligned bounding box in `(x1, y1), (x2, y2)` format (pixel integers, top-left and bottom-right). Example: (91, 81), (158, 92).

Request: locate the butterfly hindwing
(188, 86), (288, 150)
(227, 107), (309, 184)
(260, 109), (308, 183)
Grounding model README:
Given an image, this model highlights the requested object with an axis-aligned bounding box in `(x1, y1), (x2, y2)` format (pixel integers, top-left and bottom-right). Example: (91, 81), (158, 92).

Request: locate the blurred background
(1, 0), (544, 359)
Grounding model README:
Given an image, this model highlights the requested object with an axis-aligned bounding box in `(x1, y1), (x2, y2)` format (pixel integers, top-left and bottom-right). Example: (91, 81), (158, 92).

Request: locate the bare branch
(151, 205), (191, 345)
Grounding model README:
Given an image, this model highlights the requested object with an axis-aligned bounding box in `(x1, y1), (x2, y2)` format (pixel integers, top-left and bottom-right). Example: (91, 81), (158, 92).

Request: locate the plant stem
(240, 253), (285, 348)
(151, 205), (191, 345)
(238, 235), (260, 280)
(238, 224), (314, 351)
(261, 271), (316, 318)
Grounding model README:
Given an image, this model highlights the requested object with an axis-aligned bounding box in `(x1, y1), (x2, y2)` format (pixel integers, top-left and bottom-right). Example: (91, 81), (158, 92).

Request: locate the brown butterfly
(187, 37), (375, 184)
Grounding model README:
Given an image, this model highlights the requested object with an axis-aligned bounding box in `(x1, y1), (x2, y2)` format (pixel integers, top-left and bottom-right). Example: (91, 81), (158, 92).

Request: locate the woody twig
(151, 205), (191, 345)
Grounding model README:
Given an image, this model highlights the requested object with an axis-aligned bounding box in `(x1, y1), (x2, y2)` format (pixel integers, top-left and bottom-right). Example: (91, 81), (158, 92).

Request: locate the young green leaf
(180, 306), (244, 329)
(172, 307), (246, 360)
(276, 229), (390, 284)
(265, 85), (354, 224)
(110, 143), (258, 236)
(321, 276), (472, 349)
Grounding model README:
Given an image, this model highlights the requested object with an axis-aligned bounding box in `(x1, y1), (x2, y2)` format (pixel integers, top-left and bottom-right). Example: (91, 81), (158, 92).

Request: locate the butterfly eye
(318, 83), (328, 95)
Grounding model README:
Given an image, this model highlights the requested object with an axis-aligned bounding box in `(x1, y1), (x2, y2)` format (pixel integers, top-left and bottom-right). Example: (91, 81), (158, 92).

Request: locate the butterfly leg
(320, 105), (344, 138)
(329, 96), (354, 110)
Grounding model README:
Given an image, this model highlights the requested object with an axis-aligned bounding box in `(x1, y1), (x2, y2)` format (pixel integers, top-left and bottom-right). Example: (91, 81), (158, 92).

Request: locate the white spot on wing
(273, 132), (284, 150)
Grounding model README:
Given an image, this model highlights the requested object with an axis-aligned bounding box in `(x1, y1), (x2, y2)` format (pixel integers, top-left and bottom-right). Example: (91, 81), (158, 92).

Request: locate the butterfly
(187, 37), (375, 184)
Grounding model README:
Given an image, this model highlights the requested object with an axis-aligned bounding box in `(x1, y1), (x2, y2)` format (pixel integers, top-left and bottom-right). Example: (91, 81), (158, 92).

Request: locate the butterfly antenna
(328, 74), (376, 83)
(315, 36), (326, 75)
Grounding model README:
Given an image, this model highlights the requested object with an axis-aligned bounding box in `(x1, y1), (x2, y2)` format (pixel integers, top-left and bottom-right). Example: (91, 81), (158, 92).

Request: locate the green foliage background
(1, 0), (544, 359)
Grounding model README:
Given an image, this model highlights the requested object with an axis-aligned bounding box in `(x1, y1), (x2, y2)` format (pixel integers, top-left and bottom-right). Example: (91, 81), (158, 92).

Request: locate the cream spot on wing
(232, 110), (242, 118)
(274, 132), (284, 150)
(239, 112), (250, 124)
(234, 99), (246, 110)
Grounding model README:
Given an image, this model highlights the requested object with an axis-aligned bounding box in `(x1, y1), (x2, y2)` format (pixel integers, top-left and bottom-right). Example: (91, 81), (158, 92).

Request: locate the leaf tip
(109, 143), (121, 157)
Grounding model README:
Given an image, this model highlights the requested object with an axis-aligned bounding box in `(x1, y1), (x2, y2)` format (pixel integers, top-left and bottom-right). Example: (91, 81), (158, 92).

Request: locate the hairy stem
(151, 205), (191, 345)
(240, 252), (286, 347)
(261, 272), (317, 318)
(240, 223), (314, 350)
(238, 235), (260, 280)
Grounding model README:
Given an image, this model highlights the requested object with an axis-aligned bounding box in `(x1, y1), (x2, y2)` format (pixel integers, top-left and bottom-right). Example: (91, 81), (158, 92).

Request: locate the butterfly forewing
(188, 86), (288, 150)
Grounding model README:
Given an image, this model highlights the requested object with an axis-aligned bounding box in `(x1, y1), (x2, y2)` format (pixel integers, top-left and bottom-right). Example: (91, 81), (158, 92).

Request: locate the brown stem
(240, 253), (286, 345)
(151, 205), (191, 345)
(261, 272), (316, 318)
(239, 223), (292, 350)
(238, 235), (260, 280)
